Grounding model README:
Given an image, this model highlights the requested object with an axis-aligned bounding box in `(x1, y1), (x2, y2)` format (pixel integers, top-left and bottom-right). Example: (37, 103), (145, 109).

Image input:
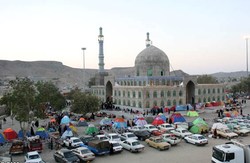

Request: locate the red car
(151, 130), (164, 136)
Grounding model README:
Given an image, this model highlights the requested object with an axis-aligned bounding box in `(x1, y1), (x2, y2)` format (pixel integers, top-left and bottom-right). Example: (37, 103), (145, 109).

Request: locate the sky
(0, 0), (250, 75)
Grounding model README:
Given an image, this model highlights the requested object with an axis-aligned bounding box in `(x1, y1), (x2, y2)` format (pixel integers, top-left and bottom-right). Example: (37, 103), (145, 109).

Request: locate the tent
(187, 111), (199, 117)
(152, 116), (164, 125)
(189, 117), (209, 134)
(60, 115), (71, 125)
(135, 117), (147, 126)
(223, 111), (231, 117)
(85, 124), (99, 135)
(50, 118), (56, 123)
(113, 117), (127, 129)
(35, 127), (49, 139)
(3, 128), (18, 140)
(61, 128), (73, 139)
(100, 117), (112, 126)
(77, 120), (88, 127)
(212, 123), (228, 130)
(158, 113), (167, 122)
(69, 124), (78, 133)
(0, 133), (6, 145)
(176, 104), (193, 111)
(18, 130), (31, 139)
(169, 112), (186, 123)
(231, 110), (239, 117)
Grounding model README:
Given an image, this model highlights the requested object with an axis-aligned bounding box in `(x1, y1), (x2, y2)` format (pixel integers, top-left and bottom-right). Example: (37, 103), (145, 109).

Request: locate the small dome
(134, 45), (170, 76)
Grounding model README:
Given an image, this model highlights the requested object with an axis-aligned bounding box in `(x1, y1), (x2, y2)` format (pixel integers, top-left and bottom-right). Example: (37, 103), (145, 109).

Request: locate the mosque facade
(91, 28), (226, 112)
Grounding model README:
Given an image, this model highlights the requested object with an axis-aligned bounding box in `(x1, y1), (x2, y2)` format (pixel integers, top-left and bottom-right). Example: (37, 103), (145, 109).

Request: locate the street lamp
(81, 48), (86, 88)
(244, 36), (250, 76)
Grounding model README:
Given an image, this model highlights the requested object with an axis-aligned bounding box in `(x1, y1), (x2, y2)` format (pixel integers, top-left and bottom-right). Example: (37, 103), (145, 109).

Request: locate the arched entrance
(106, 81), (113, 103)
(186, 81), (195, 104)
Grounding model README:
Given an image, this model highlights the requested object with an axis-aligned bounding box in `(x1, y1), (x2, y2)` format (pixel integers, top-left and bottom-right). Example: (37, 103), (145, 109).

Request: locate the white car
(128, 126), (146, 132)
(120, 139), (144, 153)
(119, 132), (138, 141)
(72, 147), (95, 162)
(24, 151), (42, 163)
(170, 128), (192, 138)
(144, 124), (158, 133)
(96, 134), (109, 141)
(106, 133), (121, 142)
(158, 123), (175, 132)
(184, 134), (208, 146)
(161, 133), (181, 145)
(63, 137), (84, 148)
(109, 141), (123, 153)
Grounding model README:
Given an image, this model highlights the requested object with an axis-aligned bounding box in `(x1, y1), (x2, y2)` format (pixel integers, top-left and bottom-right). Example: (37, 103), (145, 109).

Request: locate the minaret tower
(98, 27), (105, 73)
(145, 32), (152, 47)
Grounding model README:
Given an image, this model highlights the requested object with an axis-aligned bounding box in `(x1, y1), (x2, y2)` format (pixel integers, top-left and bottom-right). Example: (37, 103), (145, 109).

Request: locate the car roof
(108, 133), (118, 135)
(59, 148), (71, 152)
(74, 147), (88, 150)
(125, 139), (138, 143)
(109, 140), (119, 144)
(70, 137), (79, 139)
(27, 151), (39, 155)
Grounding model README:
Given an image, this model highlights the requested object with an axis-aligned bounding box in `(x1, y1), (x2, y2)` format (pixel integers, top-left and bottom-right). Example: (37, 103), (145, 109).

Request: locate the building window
(222, 88), (225, 93)
(160, 70), (164, 76)
(153, 101), (157, 106)
(114, 90), (117, 96)
(162, 79), (166, 85)
(147, 68), (153, 76)
(167, 91), (171, 97)
(133, 101), (136, 107)
(143, 81), (146, 86)
(123, 100), (126, 105)
(136, 69), (140, 76)
(128, 91), (130, 98)
(198, 98), (201, 103)
(208, 97), (211, 102)
(203, 89), (206, 94)
(179, 90), (183, 96)
(132, 91), (135, 98)
(160, 91), (164, 97)
(118, 99), (121, 105)
(139, 81), (142, 86)
(212, 96), (216, 101)
(118, 91), (121, 96)
(139, 101), (142, 108)
(146, 101), (150, 108)
(146, 91), (150, 98)
(217, 96), (220, 101)
(208, 89), (210, 94)
(102, 90), (104, 95)
(222, 96), (225, 101)
(161, 100), (164, 106)
(173, 90), (176, 97)
(198, 89), (201, 95)
(213, 88), (215, 93)
(138, 91), (141, 98)
(127, 100), (131, 106)
(167, 100), (171, 106)
(203, 98), (206, 103)
(123, 91), (125, 97)
(173, 99), (177, 105)
(179, 99), (183, 105)
(217, 88), (220, 93)
(153, 91), (157, 98)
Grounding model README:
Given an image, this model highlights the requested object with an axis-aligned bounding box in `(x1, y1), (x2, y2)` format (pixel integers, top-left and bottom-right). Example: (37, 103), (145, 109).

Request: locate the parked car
(109, 141), (123, 153)
(71, 147), (95, 162)
(158, 123), (175, 132)
(170, 128), (192, 138)
(151, 130), (164, 136)
(27, 136), (43, 152)
(184, 134), (208, 146)
(96, 134), (109, 141)
(161, 133), (181, 146)
(144, 124), (158, 133)
(216, 128), (238, 139)
(133, 130), (151, 141)
(145, 136), (171, 150)
(79, 135), (98, 145)
(54, 148), (80, 163)
(9, 139), (25, 154)
(24, 151), (42, 163)
(119, 132), (138, 141)
(84, 140), (110, 155)
(63, 137), (84, 148)
(128, 126), (146, 132)
(120, 139), (144, 153)
(106, 133), (121, 142)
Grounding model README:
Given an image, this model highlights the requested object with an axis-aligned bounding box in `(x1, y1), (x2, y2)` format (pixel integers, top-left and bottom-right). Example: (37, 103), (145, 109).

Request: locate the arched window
(160, 100), (164, 106)
(127, 100), (131, 106)
(118, 99), (121, 105)
(203, 98), (206, 103)
(161, 91), (164, 97)
(173, 90), (176, 97)
(114, 90), (117, 96)
(146, 101), (150, 108)
(212, 96), (216, 101)
(138, 92), (142, 98)
(123, 91), (125, 97)
(133, 101), (136, 107)
(179, 99), (183, 105)
(198, 89), (201, 95)
(198, 98), (201, 103)
(208, 89), (210, 94)
(146, 91), (150, 98)
(179, 90), (183, 96)
(208, 97), (211, 102)
(167, 91), (171, 97)
(138, 101), (142, 108)
(217, 88), (220, 93)
(222, 96), (225, 101)
(139, 81), (142, 86)
(173, 99), (177, 105)
(133, 91), (136, 98)
(123, 100), (126, 105)
(118, 91), (121, 96)
(213, 88), (215, 93)
(153, 91), (157, 98)
(203, 89), (206, 94)
(217, 96), (220, 101)
(127, 91), (130, 98)
(167, 100), (171, 106)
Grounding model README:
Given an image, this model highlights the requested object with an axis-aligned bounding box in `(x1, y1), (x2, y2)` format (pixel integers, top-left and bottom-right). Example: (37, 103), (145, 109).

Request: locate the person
(3, 118), (6, 124)
(109, 143), (114, 155)
(240, 107), (243, 115)
(213, 128), (217, 139)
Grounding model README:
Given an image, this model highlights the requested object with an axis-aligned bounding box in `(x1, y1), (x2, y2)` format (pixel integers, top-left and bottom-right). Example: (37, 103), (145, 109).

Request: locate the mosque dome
(134, 45), (170, 77)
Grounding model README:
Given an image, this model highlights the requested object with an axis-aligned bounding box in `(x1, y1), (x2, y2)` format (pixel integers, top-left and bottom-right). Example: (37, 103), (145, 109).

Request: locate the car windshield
(138, 126), (144, 129)
(80, 149), (91, 154)
(29, 154), (40, 159)
(127, 134), (136, 138)
(197, 136), (205, 140)
(165, 125), (172, 128)
(212, 147), (225, 162)
(64, 151), (75, 158)
(73, 139), (81, 143)
(100, 136), (108, 140)
(155, 139), (163, 143)
(149, 126), (156, 129)
(182, 130), (188, 133)
(132, 141), (140, 146)
(112, 143), (120, 147)
(112, 135), (119, 139)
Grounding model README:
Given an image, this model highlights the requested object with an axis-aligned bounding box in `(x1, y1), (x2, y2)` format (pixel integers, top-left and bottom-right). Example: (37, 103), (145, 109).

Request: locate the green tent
(85, 124), (98, 135)
(186, 111), (199, 117)
(189, 117), (209, 134)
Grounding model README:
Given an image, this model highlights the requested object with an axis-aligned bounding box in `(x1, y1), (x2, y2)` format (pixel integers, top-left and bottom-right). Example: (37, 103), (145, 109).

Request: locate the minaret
(98, 27), (105, 73)
(145, 32), (152, 47)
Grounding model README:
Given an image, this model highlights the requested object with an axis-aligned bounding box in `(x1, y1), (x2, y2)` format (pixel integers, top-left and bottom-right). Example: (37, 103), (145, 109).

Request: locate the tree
(231, 76), (250, 94)
(197, 75), (218, 84)
(70, 90), (100, 115)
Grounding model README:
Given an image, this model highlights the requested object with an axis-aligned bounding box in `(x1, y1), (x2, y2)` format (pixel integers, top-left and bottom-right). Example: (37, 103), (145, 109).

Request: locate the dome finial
(146, 32), (152, 47)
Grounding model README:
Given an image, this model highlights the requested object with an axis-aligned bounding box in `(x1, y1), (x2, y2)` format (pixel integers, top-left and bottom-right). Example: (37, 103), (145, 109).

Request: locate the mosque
(91, 27), (226, 112)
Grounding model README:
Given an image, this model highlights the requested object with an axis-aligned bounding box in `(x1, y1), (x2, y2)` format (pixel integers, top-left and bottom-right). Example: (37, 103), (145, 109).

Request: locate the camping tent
(35, 127), (49, 139)
(135, 117), (147, 126)
(85, 124), (99, 135)
(78, 120), (88, 127)
(152, 116), (164, 125)
(176, 104), (193, 111)
(100, 117), (112, 126)
(158, 113), (167, 122)
(212, 123), (228, 130)
(61, 128), (73, 139)
(3, 128), (18, 140)
(0, 133), (6, 144)
(113, 117), (127, 129)
(18, 130), (31, 139)
(60, 115), (71, 125)
(189, 117), (209, 134)
(187, 111), (199, 117)
(169, 113), (186, 123)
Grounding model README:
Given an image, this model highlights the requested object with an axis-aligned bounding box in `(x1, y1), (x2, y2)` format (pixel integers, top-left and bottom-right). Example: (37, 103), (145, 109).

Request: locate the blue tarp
(60, 115), (71, 125)
(112, 122), (127, 129)
(18, 130), (31, 139)
(176, 104), (193, 111)
(35, 131), (49, 139)
(0, 133), (6, 144)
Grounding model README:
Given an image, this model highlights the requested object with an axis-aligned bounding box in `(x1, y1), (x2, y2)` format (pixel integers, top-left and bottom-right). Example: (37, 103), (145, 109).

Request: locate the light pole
(81, 48), (86, 88)
(245, 37), (249, 76)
